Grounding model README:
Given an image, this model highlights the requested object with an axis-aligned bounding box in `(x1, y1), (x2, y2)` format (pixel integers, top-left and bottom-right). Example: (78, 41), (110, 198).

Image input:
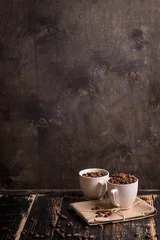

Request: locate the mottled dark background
(0, 0), (160, 189)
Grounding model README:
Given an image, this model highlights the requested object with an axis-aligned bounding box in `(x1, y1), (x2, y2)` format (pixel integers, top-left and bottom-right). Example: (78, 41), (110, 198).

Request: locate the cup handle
(98, 180), (106, 199)
(110, 189), (120, 207)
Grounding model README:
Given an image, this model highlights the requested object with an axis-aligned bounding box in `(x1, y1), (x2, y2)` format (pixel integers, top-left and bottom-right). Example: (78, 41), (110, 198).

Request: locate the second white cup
(79, 168), (109, 200)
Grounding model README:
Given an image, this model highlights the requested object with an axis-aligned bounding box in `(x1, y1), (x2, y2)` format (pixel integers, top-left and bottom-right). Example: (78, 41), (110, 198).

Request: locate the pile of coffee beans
(108, 173), (137, 184)
(82, 171), (107, 178)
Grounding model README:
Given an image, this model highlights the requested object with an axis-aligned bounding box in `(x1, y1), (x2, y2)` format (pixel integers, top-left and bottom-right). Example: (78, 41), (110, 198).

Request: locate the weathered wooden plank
(103, 195), (157, 240)
(19, 195), (63, 240)
(0, 195), (35, 240)
(152, 194), (160, 239)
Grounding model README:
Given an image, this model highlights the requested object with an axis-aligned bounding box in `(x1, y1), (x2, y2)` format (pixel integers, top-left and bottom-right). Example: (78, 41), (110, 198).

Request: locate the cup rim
(107, 177), (138, 186)
(79, 168), (109, 179)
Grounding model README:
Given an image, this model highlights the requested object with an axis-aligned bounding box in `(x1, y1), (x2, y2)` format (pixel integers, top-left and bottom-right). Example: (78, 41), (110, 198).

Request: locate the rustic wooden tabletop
(0, 190), (159, 240)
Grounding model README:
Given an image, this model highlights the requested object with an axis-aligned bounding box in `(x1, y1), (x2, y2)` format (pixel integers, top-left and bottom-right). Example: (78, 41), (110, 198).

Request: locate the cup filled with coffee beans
(79, 168), (109, 200)
(107, 173), (138, 208)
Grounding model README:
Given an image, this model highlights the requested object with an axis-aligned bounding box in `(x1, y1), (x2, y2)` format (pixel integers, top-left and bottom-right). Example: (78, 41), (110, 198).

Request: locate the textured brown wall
(0, 0), (160, 189)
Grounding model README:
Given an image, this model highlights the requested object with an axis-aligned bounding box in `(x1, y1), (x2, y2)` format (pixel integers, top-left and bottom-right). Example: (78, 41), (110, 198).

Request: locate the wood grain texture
(19, 195), (63, 240)
(0, 192), (159, 240)
(1, 0), (160, 188)
(0, 195), (35, 240)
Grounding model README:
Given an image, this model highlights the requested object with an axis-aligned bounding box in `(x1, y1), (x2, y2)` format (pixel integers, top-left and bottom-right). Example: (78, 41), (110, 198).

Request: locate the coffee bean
(30, 217), (37, 222)
(60, 233), (65, 238)
(40, 235), (45, 239)
(22, 231), (26, 235)
(66, 233), (72, 237)
(89, 235), (94, 239)
(55, 228), (60, 233)
(45, 232), (50, 237)
(109, 173), (137, 185)
(84, 225), (88, 229)
(83, 172), (106, 178)
(50, 223), (55, 228)
(2, 227), (8, 230)
(34, 233), (39, 238)
(61, 214), (68, 220)
(29, 231), (34, 235)
(74, 233), (80, 237)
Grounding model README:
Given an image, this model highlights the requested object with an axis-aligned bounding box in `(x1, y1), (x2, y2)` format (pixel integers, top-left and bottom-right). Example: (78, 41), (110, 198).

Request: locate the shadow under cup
(79, 168), (109, 200)
(107, 178), (139, 208)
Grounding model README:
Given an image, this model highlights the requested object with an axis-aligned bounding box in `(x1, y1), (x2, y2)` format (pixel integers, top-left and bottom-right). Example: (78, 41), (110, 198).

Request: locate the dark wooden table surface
(0, 190), (159, 240)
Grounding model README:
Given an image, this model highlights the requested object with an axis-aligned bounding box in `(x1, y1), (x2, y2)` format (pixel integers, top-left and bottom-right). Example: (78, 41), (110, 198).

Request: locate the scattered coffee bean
(40, 235), (45, 239)
(30, 217), (37, 222)
(84, 225), (89, 229)
(60, 233), (65, 238)
(55, 228), (60, 233)
(91, 206), (100, 210)
(66, 221), (74, 227)
(74, 233), (80, 237)
(61, 214), (68, 220)
(61, 229), (65, 233)
(2, 227), (8, 230)
(89, 235), (95, 239)
(50, 223), (55, 228)
(29, 231), (34, 235)
(45, 232), (50, 237)
(83, 172), (106, 178)
(66, 233), (72, 237)
(109, 173), (137, 185)
(34, 233), (39, 238)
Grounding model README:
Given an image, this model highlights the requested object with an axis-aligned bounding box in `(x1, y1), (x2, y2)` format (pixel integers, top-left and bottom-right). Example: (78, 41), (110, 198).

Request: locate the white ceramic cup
(79, 168), (109, 200)
(107, 178), (138, 208)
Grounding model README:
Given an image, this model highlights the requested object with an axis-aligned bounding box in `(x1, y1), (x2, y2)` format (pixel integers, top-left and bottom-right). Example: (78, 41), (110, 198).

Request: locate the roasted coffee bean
(92, 206), (100, 210)
(84, 225), (89, 229)
(45, 232), (50, 237)
(83, 172), (106, 178)
(60, 233), (65, 238)
(40, 234), (45, 238)
(61, 214), (68, 220)
(55, 228), (60, 233)
(66, 233), (72, 237)
(29, 231), (34, 235)
(109, 173), (137, 185)
(34, 233), (39, 238)
(2, 227), (8, 230)
(61, 229), (65, 233)
(30, 217), (37, 222)
(89, 235), (94, 239)
(74, 233), (80, 237)
(50, 223), (55, 228)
